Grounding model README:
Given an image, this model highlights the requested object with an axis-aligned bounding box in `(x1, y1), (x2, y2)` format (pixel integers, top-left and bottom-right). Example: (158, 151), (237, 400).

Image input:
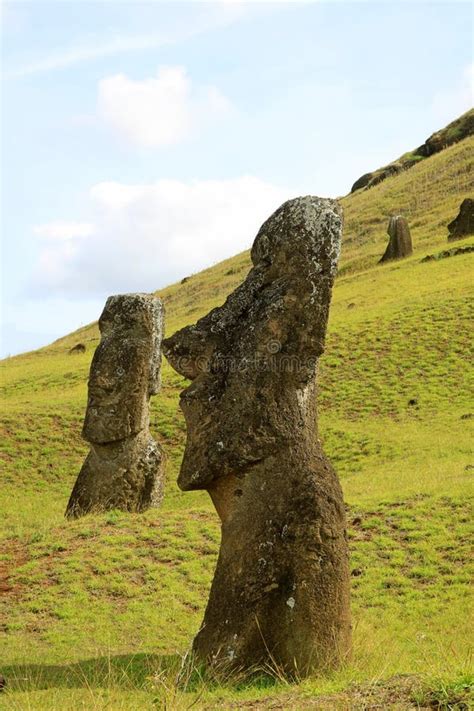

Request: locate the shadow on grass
(1, 653), (285, 698)
(0, 652), (188, 692)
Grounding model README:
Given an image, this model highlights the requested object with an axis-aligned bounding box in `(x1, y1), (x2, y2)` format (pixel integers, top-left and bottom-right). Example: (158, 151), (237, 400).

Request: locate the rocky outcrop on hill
(69, 343), (86, 354)
(66, 294), (165, 518)
(447, 198), (474, 241)
(350, 172), (373, 192)
(421, 244), (474, 262)
(351, 109), (474, 194)
(163, 196), (351, 677)
(379, 215), (413, 263)
(415, 111), (474, 158)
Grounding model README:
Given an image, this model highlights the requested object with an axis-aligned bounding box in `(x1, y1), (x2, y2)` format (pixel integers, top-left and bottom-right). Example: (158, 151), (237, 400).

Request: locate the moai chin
(66, 293), (165, 518)
(163, 196), (351, 677)
(379, 214), (413, 263)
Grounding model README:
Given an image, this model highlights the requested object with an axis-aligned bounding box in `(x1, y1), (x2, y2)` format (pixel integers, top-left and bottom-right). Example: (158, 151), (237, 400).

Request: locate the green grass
(0, 136), (473, 709)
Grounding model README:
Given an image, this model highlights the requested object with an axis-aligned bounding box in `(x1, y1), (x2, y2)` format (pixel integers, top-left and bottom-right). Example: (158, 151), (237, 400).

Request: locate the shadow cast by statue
(1, 651), (291, 698)
(0, 652), (185, 692)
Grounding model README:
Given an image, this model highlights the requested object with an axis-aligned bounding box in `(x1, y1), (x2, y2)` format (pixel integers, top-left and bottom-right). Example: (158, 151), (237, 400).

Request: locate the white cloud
(31, 177), (294, 297)
(32, 223), (96, 287)
(98, 66), (231, 148)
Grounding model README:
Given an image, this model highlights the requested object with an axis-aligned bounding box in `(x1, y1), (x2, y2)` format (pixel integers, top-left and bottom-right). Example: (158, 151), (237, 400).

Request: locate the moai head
(448, 198), (474, 241)
(163, 197), (342, 495)
(83, 294), (163, 444)
(380, 215), (412, 262)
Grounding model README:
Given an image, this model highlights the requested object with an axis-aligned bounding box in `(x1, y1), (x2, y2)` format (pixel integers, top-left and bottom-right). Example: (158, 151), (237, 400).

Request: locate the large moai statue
(163, 196), (351, 677)
(66, 294), (165, 518)
(379, 215), (413, 263)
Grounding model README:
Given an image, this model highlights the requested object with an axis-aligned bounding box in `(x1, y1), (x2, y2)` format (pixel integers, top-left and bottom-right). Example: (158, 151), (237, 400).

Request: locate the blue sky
(1, 1), (472, 357)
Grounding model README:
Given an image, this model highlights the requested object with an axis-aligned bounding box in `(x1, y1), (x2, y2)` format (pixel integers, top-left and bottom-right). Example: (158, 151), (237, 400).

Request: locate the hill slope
(0, 135), (473, 710)
(350, 108), (474, 192)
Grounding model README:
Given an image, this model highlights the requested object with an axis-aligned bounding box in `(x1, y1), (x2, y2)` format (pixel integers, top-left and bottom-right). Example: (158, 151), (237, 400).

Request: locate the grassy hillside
(1, 136), (473, 710)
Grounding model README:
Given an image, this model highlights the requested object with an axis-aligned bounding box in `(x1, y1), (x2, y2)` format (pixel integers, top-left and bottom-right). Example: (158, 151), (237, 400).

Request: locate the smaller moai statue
(66, 294), (165, 518)
(379, 215), (413, 263)
(447, 198), (474, 241)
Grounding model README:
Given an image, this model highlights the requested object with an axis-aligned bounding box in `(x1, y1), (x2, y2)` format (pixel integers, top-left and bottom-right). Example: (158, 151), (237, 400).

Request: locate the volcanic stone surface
(379, 215), (413, 263)
(163, 196), (351, 677)
(66, 294), (165, 518)
(447, 198), (474, 241)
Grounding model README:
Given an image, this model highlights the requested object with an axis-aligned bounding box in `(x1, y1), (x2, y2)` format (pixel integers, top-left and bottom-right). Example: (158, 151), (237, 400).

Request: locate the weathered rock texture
(379, 215), (413, 263)
(66, 294), (165, 518)
(447, 198), (474, 241)
(163, 196), (351, 677)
